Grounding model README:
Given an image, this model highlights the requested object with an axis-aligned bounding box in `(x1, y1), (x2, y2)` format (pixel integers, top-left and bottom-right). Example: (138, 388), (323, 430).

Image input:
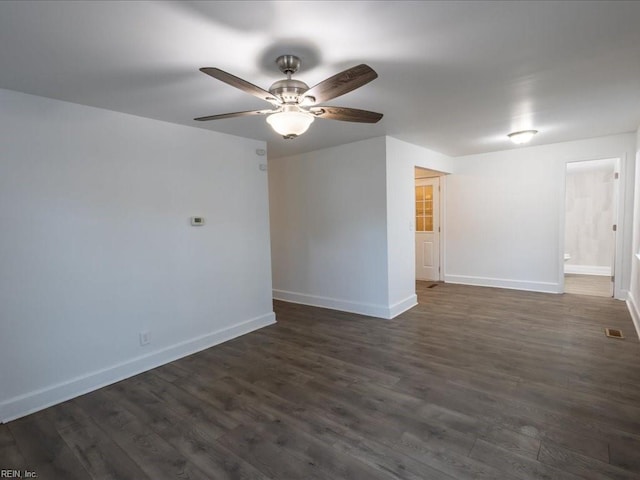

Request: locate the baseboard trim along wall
(0, 312), (276, 423)
(564, 265), (612, 276)
(273, 289), (415, 320)
(444, 275), (560, 294)
(627, 292), (640, 340)
(388, 295), (419, 318)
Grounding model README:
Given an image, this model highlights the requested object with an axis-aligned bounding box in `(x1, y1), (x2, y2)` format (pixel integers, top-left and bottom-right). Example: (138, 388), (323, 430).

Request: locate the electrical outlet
(139, 331), (151, 346)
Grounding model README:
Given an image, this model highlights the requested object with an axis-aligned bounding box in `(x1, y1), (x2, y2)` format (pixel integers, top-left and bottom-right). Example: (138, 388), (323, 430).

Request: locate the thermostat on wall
(190, 216), (205, 226)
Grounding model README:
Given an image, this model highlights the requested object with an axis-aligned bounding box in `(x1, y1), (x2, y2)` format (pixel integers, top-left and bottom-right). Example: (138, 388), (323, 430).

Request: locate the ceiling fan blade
(194, 109), (275, 121)
(310, 106), (383, 123)
(302, 64), (378, 104)
(200, 67), (280, 104)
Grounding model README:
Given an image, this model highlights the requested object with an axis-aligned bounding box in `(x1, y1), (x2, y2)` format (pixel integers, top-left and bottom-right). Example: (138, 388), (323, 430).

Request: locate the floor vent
(605, 328), (624, 339)
(427, 283), (438, 289)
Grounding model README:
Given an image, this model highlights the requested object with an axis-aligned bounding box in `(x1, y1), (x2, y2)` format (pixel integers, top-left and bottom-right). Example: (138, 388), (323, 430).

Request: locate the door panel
(422, 240), (434, 268)
(415, 177), (440, 281)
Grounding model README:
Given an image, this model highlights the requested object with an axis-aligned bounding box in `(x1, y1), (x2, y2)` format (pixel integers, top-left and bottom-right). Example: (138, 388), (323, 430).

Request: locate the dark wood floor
(2, 282), (640, 480)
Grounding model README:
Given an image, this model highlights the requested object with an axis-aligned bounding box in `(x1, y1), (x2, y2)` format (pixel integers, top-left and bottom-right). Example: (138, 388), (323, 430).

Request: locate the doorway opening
(563, 158), (618, 297)
(415, 167), (445, 282)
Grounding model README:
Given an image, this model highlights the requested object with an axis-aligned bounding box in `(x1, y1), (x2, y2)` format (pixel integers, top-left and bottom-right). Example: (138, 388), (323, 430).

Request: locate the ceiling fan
(194, 55), (383, 139)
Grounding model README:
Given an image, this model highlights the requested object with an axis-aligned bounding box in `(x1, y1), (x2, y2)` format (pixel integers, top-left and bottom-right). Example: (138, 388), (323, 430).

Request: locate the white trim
(444, 274), (560, 294)
(388, 294), (418, 319)
(273, 289), (404, 319)
(0, 312), (276, 423)
(439, 175), (447, 281)
(627, 292), (640, 340)
(612, 155), (624, 299)
(564, 265), (612, 276)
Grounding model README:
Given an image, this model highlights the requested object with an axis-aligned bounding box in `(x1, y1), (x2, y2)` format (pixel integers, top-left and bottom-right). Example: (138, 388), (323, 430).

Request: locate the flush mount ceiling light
(508, 129), (538, 144)
(194, 55), (383, 139)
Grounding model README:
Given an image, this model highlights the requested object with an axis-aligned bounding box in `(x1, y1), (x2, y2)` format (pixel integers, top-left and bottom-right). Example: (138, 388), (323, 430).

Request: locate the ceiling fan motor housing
(269, 78), (309, 104)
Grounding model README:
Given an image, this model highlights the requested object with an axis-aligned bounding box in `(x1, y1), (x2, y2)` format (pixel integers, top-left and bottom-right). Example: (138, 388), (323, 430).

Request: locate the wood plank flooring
(565, 274), (613, 297)
(2, 282), (640, 479)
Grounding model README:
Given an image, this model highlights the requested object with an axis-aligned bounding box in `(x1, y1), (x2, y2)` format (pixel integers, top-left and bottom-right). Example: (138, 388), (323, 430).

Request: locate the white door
(415, 177), (440, 281)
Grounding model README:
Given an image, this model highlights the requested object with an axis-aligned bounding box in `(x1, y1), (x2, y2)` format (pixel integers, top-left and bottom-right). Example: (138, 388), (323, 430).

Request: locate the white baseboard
(627, 292), (640, 340)
(444, 274), (560, 294)
(0, 312), (276, 423)
(273, 289), (410, 319)
(388, 294), (418, 319)
(616, 289), (629, 301)
(564, 265), (612, 276)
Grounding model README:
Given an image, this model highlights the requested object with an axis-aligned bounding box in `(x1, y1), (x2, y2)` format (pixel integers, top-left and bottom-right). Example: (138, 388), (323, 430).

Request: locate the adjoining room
(564, 158), (618, 297)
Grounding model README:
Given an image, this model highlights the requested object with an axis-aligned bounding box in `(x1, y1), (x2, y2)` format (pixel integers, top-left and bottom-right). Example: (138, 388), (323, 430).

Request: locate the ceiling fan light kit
(266, 106), (315, 138)
(195, 55), (382, 139)
(508, 129), (538, 144)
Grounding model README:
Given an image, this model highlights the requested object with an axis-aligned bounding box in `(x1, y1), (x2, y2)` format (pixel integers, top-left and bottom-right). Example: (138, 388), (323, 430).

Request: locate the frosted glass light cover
(508, 129), (538, 144)
(267, 111), (314, 136)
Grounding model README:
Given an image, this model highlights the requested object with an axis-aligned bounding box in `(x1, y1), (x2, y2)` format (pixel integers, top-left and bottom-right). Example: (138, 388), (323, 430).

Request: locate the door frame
(559, 156), (623, 298)
(414, 168), (446, 282)
(438, 175), (446, 282)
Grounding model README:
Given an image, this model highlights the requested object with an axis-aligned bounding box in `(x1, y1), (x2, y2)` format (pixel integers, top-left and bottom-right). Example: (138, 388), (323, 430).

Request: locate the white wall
(269, 136), (454, 319)
(0, 89), (275, 421)
(627, 127), (640, 337)
(445, 133), (636, 297)
(269, 131), (635, 324)
(269, 137), (391, 317)
(386, 137), (454, 314)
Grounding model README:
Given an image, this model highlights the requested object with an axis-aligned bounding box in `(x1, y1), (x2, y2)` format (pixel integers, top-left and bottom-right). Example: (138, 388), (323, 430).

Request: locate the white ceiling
(1, 1), (639, 158)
